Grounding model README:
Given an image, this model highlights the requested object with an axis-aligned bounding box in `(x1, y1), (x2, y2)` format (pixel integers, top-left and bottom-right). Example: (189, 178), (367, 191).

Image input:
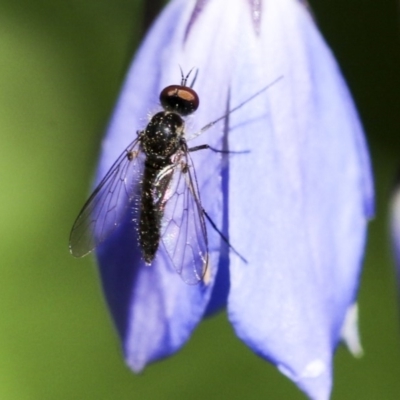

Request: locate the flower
(94, 0), (373, 399)
(391, 173), (400, 276)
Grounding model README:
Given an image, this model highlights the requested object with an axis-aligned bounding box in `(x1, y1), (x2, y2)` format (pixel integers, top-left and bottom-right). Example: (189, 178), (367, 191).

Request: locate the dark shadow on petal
(246, 0), (262, 36)
(205, 91), (232, 316)
(184, 0), (210, 43)
(205, 254), (229, 315)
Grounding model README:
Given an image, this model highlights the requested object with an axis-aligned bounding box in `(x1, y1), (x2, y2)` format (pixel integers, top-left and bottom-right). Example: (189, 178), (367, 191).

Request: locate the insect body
(69, 71), (282, 284)
(139, 111), (190, 265)
(70, 71), (209, 284)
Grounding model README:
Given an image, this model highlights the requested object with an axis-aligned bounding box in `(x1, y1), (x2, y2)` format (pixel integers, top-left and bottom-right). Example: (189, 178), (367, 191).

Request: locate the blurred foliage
(0, 0), (399, 399)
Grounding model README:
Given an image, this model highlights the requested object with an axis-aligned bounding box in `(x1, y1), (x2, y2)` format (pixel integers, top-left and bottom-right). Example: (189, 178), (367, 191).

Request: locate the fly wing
(69, 136), (145, 257)
(159, 150), (209, 285)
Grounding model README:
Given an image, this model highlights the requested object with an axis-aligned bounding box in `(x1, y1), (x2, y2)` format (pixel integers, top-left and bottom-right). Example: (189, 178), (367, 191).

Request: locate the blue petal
(224, 1), (372, 399)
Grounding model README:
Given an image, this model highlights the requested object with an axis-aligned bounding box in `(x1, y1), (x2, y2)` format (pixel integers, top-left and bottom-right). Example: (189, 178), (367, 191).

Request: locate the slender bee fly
(69, 69), (282, 284)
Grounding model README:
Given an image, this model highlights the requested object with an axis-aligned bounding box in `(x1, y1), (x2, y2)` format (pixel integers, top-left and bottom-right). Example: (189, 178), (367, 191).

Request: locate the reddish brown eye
(160, 85), (199, 116)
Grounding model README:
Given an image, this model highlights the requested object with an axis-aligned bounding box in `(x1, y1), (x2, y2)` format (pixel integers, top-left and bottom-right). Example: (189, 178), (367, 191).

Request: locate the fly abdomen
(139, 159), (170, 264)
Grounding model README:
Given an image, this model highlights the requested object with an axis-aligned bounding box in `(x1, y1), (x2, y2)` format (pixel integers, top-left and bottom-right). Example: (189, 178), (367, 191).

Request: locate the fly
(69, 70), (282, 284)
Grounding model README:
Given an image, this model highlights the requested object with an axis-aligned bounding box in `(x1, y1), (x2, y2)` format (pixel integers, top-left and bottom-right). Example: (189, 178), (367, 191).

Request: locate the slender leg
(202, 209), (248, 264)
(188, 144), (249, 154)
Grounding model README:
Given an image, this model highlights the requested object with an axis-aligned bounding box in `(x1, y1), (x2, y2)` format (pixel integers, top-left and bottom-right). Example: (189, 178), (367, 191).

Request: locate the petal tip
(340, 303), (364, 358)
(278, 360), (331, 400)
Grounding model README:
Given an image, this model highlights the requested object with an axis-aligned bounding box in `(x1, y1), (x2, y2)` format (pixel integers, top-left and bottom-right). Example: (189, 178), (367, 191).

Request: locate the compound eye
(160, 85), (199, 116)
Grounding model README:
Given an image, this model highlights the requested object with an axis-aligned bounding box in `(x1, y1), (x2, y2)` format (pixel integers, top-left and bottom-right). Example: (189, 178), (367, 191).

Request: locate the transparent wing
(69, 136), (144, 257)
(159, 150), (209, 285)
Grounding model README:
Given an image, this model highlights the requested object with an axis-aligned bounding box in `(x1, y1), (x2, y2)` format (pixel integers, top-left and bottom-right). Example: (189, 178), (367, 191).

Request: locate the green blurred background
(0, 1), (399, 399)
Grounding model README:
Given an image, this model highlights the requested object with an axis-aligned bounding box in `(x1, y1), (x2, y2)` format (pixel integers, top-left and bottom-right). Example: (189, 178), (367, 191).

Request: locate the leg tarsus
(189, 144), (249, 154)
(202, 209), (248, 264)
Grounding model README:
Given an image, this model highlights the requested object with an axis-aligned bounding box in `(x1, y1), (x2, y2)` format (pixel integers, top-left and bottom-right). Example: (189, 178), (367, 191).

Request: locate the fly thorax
(142, 111), (184, 158)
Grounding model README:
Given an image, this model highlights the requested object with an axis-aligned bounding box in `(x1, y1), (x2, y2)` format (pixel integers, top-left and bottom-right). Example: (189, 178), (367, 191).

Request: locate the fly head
(160, 85), (199, 116)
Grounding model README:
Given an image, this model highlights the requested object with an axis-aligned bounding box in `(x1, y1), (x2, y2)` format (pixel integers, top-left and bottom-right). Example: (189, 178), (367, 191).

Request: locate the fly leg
(186, 144), (248, 264)
(201, 208), (248, 264)
(188, 144), (249, 154)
